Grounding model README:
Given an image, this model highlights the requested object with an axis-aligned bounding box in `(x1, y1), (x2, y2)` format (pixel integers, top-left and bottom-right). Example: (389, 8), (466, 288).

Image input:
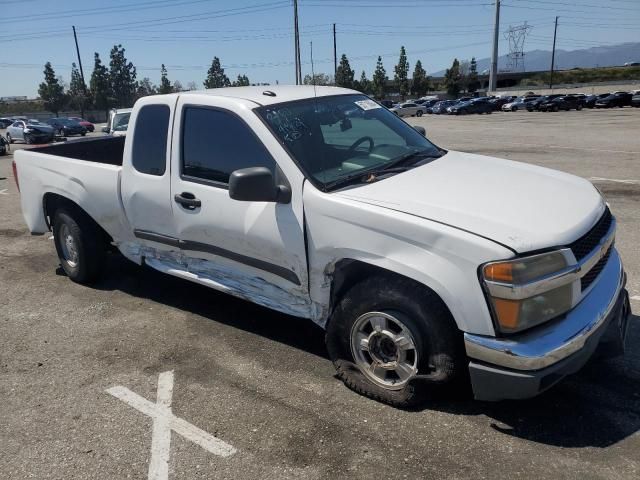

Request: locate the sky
(1, 0), (639, 97)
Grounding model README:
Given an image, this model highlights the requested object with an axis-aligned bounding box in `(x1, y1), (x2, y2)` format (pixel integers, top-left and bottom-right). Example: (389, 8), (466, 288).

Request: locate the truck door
(121, 97), (177, 243)
(168, 95), (311, 317)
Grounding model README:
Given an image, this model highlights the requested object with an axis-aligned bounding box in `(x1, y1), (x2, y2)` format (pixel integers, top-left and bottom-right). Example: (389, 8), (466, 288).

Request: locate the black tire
(52, 207), (106, 284)
(512, 106), (517, 112)
(6, 133), (12, 144)
(24, 134), (32, 144)
(576, 104), (583, 111)
(553, 105), (559, 112)
(81, 132), (86, 136)
(326, 275), (465, 408)
(416, 110), (423, 117)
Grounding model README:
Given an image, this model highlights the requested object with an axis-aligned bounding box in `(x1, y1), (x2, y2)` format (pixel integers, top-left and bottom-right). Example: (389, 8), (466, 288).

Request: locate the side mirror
(101, 126), (110, 134)
(413, 125), (426, 136)
(229, 167), (291, 204)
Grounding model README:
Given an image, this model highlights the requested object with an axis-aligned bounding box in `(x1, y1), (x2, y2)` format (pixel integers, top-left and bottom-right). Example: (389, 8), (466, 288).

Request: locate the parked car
(431, 100), (457, 114)
(6, 119), (55, 144)
(488, 96), (516, 111)
(539, 95), (584, 112)
(584, 93), (611, 108)
(14, 86), (631, 406)
(501, 96), (539, 112)
(595, 92), (633, 108)
(526, 94), (563, 111)
(448, 98), (494, 115)
(46, 118), (87, 137)
(632, 93), (640, 108)
(102, 108), (133, 135)
(68, 117), (95, 132)
(0, 117), (14, 128)
(389, 102), (424, 117)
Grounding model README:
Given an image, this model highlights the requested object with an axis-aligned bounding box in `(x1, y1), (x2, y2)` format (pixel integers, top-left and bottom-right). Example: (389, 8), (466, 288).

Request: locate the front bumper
(464, 249), (631, 401)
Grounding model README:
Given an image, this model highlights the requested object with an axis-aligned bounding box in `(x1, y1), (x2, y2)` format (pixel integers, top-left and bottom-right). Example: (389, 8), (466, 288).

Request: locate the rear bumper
(464, 249), (631, 401)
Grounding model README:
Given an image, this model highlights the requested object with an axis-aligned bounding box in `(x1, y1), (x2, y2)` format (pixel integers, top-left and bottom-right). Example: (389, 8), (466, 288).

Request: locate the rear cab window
(131, 104), (170, 176)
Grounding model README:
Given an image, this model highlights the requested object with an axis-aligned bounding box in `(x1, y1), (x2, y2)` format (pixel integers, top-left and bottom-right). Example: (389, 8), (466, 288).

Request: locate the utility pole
(549, 16), (559, 89)
(293, 0), (302, 84)
(333, 23), (337, 83)
(72, 26), (86, 92)
(488, 0), (500, 92)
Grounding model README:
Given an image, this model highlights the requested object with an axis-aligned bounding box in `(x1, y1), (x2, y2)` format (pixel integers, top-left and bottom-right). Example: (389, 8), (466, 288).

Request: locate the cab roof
(177, 85), (358, 106)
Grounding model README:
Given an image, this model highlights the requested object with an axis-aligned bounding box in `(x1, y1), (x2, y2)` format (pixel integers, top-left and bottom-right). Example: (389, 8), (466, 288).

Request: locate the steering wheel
(347, 136), (374, 155)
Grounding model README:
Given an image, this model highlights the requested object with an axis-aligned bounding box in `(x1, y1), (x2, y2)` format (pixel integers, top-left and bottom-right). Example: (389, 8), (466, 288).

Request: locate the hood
(335, 151), (605, 253)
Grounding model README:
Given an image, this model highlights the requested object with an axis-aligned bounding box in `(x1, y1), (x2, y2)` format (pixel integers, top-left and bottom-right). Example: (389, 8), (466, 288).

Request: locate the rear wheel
(512, 106), (518, 111)
(576, 104), (583, 111)
(326, 276), (465, 408)
(52, 208), (106, 284)
(416, 110), (423, 117)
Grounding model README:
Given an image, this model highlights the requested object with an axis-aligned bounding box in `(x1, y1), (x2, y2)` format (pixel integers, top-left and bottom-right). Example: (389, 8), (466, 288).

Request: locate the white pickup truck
(14, 86), (631, 406)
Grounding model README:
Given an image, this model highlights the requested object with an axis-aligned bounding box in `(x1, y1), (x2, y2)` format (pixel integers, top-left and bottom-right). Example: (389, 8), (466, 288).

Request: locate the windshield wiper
(324, 149), (440, 191)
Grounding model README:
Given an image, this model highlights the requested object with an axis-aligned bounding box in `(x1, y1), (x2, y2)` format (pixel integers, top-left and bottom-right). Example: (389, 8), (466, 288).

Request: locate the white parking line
(107, 371), (236, 480)
(631, 295), (640, 302)
(0, 189), (8, 195)
(590, 177), (640, 185)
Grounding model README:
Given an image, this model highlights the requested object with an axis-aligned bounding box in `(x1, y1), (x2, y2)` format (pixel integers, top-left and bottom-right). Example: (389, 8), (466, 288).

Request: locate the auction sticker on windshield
(355, 99), (381, 110)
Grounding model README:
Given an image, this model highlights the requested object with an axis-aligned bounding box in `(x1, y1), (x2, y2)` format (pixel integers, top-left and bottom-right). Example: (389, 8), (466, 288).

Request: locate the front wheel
(416, 110), (423, 117)
(512, 106), (518, 112)
(52, 208), (106, 284)
(576, 104), (583, 111)
(326, 276), (464, 407)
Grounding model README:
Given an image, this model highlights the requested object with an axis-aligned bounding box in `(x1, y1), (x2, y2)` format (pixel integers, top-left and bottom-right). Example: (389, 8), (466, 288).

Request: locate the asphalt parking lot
(1, 108), (639, 479)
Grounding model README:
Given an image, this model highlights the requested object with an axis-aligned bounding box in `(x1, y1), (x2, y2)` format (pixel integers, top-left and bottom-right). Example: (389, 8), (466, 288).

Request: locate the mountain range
(432, 42), (640, 76)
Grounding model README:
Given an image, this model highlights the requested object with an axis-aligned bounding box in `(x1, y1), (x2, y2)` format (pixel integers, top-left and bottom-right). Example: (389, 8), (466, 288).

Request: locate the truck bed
(32, 136), (125, 166)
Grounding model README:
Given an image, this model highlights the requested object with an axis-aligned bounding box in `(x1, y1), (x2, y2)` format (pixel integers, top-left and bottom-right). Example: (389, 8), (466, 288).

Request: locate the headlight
(24, 128), (33, 133)
(481, 250), (577, 333)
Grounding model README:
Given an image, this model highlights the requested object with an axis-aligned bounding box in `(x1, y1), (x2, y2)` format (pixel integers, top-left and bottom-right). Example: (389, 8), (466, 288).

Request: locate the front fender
(303, 184), (513, 336)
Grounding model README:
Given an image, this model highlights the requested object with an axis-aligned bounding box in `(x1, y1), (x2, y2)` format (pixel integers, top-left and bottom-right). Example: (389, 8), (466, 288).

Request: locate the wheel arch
(43, 192), (113, 245)
(327, 258), (459, 332)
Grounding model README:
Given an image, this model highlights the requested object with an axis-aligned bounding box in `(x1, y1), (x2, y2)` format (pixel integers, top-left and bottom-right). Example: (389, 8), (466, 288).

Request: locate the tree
(38, 62), (66, 116)
(158, 64), (172, 94)
(302, 73), (333, 85)
(186, 81), (197, 91)
(109, 44), (137, 107)
(68, 62), (90, 117)
(411, 60), (429, 97)
(90, 53), (112, 116)
(136, 77), (156, 98)
(232, 74), (250, 87)
(335, 54), (355, 89)
(173, 80), (183, 92)
(203, 57), (230, 88)
(356, 70), (371, 94)
(444, 58), (462, 97)
(372, 56), (388, 100)
(394, 46), (410, 100)
(467, 57), (479, 93)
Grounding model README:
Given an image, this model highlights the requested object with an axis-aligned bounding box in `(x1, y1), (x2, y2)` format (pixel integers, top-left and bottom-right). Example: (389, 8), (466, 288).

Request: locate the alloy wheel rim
(350, 311), (419, 390)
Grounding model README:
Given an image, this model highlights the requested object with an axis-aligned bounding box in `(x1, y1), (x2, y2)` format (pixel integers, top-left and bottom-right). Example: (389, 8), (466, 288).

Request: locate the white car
(390, 102), (424, 117)
(14, 86), (631, 406)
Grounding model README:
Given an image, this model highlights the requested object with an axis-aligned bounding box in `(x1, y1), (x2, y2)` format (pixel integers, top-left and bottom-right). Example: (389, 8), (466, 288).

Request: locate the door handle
(174, 192), (201, 210)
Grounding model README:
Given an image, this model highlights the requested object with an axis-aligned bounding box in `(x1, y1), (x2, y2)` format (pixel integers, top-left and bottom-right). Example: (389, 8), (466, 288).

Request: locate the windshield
(256, 94), (443, 190)
(113, 112), (131, 131)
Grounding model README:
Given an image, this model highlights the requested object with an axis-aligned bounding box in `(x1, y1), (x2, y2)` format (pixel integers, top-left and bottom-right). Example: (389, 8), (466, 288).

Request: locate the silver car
(6, 119), (54, 144)
(389, 102), (424, 117)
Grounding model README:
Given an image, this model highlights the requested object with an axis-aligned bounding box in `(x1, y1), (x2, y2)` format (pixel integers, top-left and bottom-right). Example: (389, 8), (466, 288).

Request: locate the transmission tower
(504, 22), (532, 72)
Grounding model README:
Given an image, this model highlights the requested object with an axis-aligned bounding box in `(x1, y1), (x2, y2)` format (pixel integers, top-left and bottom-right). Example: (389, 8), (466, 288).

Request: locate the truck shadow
(88, 255), (640, 449)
